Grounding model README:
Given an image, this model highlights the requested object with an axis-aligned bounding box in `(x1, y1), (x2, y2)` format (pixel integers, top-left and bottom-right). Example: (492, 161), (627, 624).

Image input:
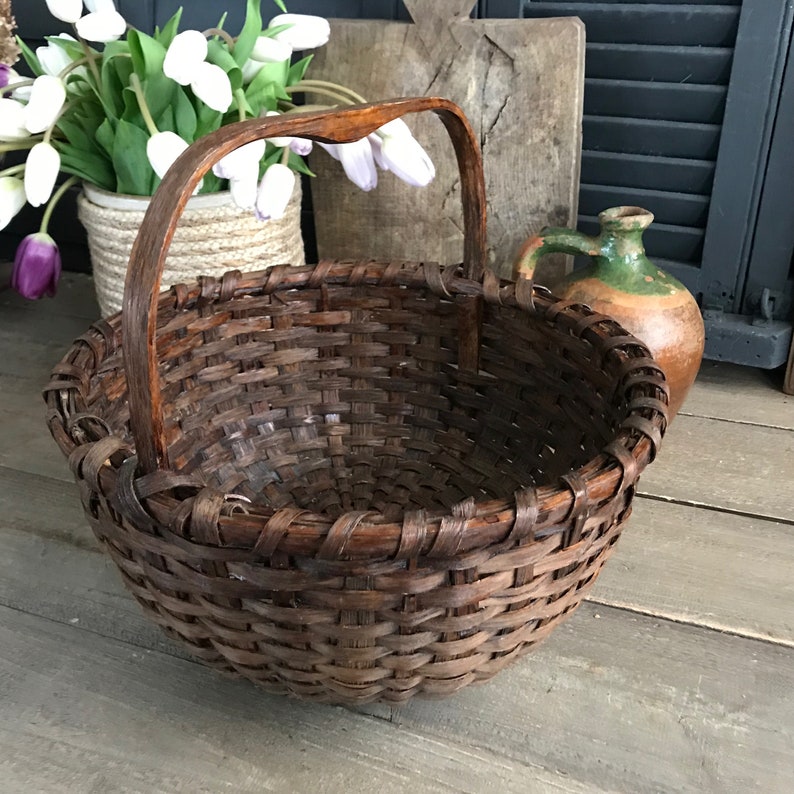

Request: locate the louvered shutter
(516, 0), (742, 295)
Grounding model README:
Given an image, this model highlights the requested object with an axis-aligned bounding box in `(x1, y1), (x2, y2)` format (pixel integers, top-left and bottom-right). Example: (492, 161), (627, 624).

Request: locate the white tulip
(24, 142), (61, 208)
(36, 34), (77, 77)
(255, 163), (295, 221)
(24, 75), (67, 134)
(212, 139), (266, 181)
(0, 98), (31, 141)
(0, 177), (26, 231)
(377, 133), (435, 187)
(229, 174), (258, 210)
(320, 138), (377, 192)
(84, 0), (117, 11)
(268, 14), (330, 51)
(146, 131), (189, 179)
(74, 9), (127, 43)
(190, 61), (233, 113)
(242, 35), (292, 83)
(163, 30), (208, 86)
(44, 0), (83, 23)
(289, 138), (313, 157)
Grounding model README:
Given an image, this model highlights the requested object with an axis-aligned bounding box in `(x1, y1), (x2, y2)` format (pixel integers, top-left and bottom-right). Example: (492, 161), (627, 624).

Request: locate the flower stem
(5, 78), (34, 91)
(286, 83), (351, 106)
(40, 175), (79, 235)
(76, 36), (102, 91)
(234, 88), (247, 122)
(57, 56), (92, 81)
(130, 73), (159, 136)
(203, 27), (235, 51)
(0, 139), (43, 153)
(0, 163), (25, 179)
(294, 79), (368, 105)
(280, 147), (290, 165)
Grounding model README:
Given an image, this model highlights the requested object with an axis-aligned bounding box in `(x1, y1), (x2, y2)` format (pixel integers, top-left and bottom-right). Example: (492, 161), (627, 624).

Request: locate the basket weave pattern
(46, 260), (666, 702)
(45, 98), (667, 703)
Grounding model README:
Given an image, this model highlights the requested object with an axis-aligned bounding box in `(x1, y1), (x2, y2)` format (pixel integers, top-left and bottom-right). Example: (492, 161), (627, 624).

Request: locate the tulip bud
(242, 35), (293, 83)
(255, 163), (295, 221)
(378, 133), (435, 188)
(25, 142), (61, 208)
(0, 177), (26, 231)
(0, 98), (30, 141)
(24, 75), (67, 134)
(74, 9), (127, 43)
(212, 140), (266, 181)
(11, 233), (62, 300)
(229, 174), (258, 210)
(84, 0), (119, 12)
(36, 34), (79, 77)
(146, 131), (189, 179)
(190, 61), (233, 113)
(44, 0), (83, 24)
(268, 14), (330, 51)
(163, 30), (208, 86)
(320, 139), (377, 192)
(289, 138), (313, 157)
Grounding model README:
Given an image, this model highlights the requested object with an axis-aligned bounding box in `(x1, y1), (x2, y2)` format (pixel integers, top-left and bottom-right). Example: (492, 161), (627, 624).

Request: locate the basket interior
(95, 281), (628, 519)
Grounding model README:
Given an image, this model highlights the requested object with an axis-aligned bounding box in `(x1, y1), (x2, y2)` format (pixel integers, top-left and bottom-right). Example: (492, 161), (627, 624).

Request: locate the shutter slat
(586, 43), (734, 84)
(584, 116), (722, 158)
(581, 152), (716, 194)
(522, 3), (740, 46)
(584, 79), (727, 123)
(580, 184), (711, 227)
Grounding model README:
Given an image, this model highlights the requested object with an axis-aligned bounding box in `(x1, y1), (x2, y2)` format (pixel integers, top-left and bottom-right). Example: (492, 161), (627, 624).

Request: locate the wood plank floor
(1, 266), (793, 793)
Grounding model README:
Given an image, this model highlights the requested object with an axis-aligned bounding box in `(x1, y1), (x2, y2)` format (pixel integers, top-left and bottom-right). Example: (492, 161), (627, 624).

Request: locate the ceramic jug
(515, 206), (705, 418)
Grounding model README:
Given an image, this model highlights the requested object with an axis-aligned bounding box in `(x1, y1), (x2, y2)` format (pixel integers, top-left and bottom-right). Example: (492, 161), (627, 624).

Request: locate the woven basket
(78, 182), (305, 318)
(45, 98), (668, 704)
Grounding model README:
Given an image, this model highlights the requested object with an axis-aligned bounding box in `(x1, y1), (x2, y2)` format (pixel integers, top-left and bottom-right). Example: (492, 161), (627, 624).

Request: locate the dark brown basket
(45, 97), (668, 703)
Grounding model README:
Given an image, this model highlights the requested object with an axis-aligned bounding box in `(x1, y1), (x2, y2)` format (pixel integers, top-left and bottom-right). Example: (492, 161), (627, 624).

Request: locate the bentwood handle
(123, 96), (487, 475)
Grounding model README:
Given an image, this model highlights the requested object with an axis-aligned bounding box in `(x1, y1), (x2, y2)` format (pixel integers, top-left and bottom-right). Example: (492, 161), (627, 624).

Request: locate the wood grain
(0, 605), (606, 794)
(682, 360), (793, 429)
(638, 413), (794, 522)
(310, 15), (585, 280)
(592, 497), (794, 645)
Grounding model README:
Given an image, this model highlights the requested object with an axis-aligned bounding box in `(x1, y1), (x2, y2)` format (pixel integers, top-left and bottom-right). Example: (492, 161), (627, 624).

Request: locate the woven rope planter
(78, 183), (305, 317)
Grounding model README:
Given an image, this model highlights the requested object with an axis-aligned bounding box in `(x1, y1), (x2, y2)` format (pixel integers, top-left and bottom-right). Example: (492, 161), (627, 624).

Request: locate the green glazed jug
(515, 206), (705, 418)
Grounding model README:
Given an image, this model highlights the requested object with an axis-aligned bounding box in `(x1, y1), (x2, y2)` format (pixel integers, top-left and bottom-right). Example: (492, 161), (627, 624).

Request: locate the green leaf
(244, 61), (290, 113)
(95, 118), (117, 159)
(16, 37), (43, 76)
(154, 8), (183, 48)
(173, 88), (198, 141)
(288, 151), (315, 178)
(272, 0), (287, 14)
(287, 55), (313, 85)
(58, 148), (115, 191)
(112, 119), (154, 195)
(233, 0), (263, 68)
(194, 103), (224, 139)
(44, 35), (85, 62)
(128, 29), (167, 80)
(207, 39), (242, 92)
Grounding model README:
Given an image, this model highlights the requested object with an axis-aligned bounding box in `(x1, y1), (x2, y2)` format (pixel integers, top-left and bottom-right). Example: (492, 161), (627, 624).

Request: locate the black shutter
(519, 0), (742, 295)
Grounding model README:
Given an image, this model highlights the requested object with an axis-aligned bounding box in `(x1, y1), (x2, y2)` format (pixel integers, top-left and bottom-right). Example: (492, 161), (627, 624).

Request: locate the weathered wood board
(309, 1), (585, 280)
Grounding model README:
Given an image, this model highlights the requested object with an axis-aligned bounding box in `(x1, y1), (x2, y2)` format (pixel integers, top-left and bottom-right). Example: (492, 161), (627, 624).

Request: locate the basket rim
(45, 260), (668, 561)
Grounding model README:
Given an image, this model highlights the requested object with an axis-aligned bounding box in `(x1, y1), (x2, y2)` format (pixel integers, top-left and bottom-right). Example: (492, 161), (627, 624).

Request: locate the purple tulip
(0, 64), (10, 90)
(11, 233), (62, 299)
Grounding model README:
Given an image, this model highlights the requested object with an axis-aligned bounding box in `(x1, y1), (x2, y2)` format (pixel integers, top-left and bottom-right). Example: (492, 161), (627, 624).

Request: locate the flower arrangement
(1, 0), (435, 299)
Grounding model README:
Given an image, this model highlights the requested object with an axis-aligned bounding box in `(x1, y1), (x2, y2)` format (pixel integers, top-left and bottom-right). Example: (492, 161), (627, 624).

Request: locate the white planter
(78, 182), (305, 318)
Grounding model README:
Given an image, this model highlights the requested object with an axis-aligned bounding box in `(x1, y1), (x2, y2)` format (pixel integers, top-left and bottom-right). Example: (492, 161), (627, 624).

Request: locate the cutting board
(308, 1), (585, 280)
